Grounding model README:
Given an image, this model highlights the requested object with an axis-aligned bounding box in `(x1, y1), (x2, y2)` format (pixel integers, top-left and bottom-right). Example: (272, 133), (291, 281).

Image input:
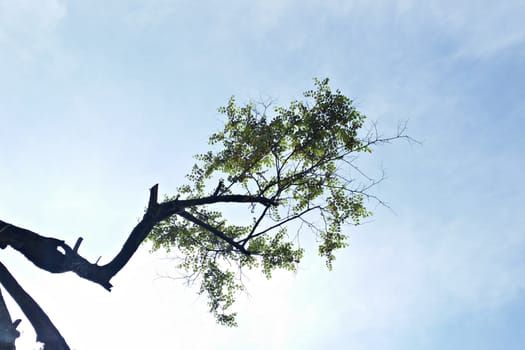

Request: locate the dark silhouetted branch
(0, 288), (20, 350)
(0, 262), (69, 350)
(0, 185), (277, 293)
(177, 210), (250, 255)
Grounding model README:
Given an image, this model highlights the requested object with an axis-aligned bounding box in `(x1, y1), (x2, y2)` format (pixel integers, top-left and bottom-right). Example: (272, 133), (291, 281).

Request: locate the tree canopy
(147, 78), (404, 326)
(0, 78), (407, 349)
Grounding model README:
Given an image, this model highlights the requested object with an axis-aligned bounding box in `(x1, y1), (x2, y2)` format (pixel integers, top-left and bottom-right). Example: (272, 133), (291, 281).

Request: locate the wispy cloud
(427, 0), (525, 58)
(299, 0), (525, 59)
(0, 0), (67, 61)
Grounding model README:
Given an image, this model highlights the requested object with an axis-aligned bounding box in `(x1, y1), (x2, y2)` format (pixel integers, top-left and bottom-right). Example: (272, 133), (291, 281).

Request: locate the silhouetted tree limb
(0, 262), (69, 350)
(0, 288), (20, 350)
(0, 186), (278, 293)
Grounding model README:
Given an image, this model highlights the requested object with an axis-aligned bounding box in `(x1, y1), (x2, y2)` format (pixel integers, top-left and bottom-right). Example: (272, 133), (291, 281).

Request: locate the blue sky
(1, 1), (524, 349)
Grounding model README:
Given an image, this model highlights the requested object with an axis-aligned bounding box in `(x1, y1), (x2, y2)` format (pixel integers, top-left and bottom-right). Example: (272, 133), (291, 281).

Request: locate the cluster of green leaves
(148, 78), (376, 326)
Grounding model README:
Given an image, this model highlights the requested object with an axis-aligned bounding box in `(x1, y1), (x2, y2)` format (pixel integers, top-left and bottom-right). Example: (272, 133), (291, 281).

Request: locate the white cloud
(298, 0), (525, 58)
(247, 0), (295, 30)
(122, 0), (180, 28)
(0, 0), (67, 61)
(428, 0), (525, 58)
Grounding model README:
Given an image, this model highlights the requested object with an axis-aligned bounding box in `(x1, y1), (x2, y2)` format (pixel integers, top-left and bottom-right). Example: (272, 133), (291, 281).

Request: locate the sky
(0, 0), (524, 349)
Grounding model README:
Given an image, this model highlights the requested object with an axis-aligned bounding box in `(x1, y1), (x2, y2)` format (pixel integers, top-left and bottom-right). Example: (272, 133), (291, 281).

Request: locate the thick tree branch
(0, 185), (276, 292)
(100, 190), (277, 278)
(0, 288), (20, 350)
(0, 261), (69, 350)
(159, 194), (278, 213)
(0, 219), (113, 291)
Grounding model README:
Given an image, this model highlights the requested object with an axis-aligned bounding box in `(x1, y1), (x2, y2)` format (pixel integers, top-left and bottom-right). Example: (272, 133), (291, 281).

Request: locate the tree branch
(0, 288), (20, 350)
(0, 261), (69, 350)
(176, 210), (251, 255)
(0, 219), (113, 291)
(239, 205), (322, 244)
(159, 194), (278, 213)
(0, 185), (276, 292)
